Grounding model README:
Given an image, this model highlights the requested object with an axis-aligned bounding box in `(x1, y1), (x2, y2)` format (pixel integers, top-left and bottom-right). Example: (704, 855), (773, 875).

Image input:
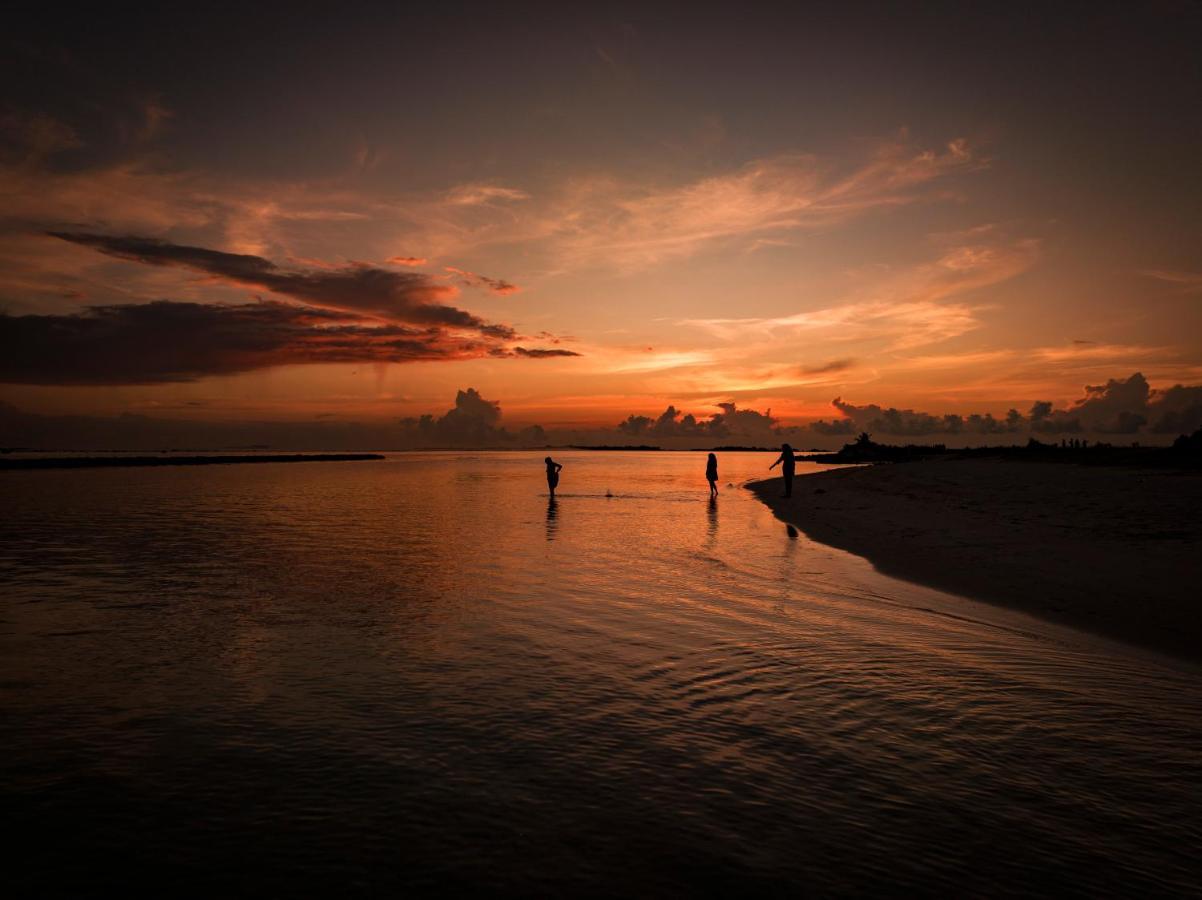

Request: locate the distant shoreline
(749, 459), (1202, 661)
(0, 454), (385, 470)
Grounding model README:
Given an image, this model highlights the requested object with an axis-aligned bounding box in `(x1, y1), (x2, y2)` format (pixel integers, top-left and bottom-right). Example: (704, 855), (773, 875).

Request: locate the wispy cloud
(1, 132), (985, 296)
(1033, 342), (1171, 363)
(680, 233), (1037, 351)
(683, 298), (984, 349)
(1141, 269), (1202, 293)
(544, 136), (979, 270)
(361, 134), (984, 272)
(444, 184), (530, 206)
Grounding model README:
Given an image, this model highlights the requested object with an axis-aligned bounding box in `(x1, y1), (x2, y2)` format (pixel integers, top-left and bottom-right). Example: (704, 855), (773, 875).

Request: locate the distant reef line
(0, 454), (385, 470)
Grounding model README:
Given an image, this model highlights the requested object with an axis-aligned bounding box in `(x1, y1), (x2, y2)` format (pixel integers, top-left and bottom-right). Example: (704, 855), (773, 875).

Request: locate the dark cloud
(1066, 374), (1202, 435)
(1147, 383), (1202, 434)
(0, 300), (505, 384)
(508, 346), (581, 358)
(51, 232), (515, 337)
(444, 266), (521, 295)
(1028, 400), (1082, 434)
(3, 235), (577, 384)
(809, 416), (858, 436)
(1069, 373), (1151, 433)
(801, 358), (855, 375)
(1, 110), (82, 161)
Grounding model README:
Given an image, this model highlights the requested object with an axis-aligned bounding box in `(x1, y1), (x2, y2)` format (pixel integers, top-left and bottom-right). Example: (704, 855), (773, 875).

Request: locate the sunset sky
(3, 5), (1201, 446)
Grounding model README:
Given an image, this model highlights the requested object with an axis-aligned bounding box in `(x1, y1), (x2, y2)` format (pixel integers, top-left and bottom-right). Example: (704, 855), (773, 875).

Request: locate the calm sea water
(2, 451), (1200, 896)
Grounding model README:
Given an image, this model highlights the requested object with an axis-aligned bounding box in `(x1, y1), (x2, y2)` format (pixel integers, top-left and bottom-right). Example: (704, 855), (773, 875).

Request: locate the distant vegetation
(800, 429), (1202, 467)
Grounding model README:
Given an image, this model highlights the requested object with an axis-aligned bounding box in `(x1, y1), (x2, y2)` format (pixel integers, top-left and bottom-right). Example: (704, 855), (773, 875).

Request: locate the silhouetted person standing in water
(545, 456), (563, 498)
(706, 452), (719, 498)
(769, 442), (798, 498)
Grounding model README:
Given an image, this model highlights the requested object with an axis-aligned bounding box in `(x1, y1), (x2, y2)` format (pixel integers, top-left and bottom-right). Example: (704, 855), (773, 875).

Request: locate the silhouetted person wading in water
(769, 443), (798, 498)
(545, 456), (563, 498)
(706, 452), (719, 498)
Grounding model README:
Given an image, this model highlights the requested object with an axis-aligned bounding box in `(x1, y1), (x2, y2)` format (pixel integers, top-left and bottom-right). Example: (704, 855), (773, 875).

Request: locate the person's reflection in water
(544, 456), (563, 498)
(769, 442), (799, 498)
(707, 495), (719, 542)
(782, 521), (799, 563)
(706, 452), (719, 498)
(545, 497), (559, 541)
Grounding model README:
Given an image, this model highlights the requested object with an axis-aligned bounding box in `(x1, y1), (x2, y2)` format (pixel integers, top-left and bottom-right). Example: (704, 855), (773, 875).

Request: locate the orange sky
(2, 7), (1201, 444)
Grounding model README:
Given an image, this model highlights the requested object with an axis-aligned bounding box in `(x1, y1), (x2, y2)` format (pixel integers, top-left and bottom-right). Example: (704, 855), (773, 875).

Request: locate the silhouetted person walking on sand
(545, 456), (563, 498)
(706, 452), (719, 498)
(769, 442), (798, 498)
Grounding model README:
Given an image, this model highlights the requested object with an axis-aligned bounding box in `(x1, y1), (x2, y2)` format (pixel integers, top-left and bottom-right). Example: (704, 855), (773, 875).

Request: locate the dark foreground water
(2, 451), (1200, 896)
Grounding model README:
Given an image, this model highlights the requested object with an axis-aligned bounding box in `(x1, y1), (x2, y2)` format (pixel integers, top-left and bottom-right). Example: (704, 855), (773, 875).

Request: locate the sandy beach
(749, 460), (1202, 661)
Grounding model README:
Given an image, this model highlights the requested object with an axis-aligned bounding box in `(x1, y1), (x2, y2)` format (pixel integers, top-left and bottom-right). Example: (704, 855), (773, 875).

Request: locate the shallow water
(2, 451), (1200, 895)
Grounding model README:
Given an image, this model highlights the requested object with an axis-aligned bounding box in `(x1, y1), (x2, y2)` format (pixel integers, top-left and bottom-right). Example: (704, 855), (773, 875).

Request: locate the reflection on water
(545, 496), (559, 541)
(2, 451), (1200, 895)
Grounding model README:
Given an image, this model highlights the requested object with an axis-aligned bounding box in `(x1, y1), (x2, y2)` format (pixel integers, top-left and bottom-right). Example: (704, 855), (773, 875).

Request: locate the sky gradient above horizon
(3, 4), (1201, 445)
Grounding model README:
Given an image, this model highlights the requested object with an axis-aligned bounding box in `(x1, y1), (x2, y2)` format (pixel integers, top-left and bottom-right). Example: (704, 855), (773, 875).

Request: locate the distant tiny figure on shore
(706, 452), (719, 498)
(545, 456), (563, 497)
(769, 442), (799, 498)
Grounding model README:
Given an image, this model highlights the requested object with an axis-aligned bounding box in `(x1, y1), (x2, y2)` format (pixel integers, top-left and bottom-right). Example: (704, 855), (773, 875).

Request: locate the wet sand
(749, 460), (1202, 660)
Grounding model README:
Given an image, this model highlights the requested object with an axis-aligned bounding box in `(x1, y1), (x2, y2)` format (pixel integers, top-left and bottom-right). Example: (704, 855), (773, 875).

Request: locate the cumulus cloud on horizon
(617, 402), (781, 440)
(4, 373), (1200, 452)
(399, 388), (547, 448)
(610, 372), (1202, 446)
(810, 373), (1202, 438)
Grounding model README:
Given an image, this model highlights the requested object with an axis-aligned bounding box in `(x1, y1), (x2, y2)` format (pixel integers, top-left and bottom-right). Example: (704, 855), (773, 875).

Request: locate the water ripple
(2, 452), (1200, 895)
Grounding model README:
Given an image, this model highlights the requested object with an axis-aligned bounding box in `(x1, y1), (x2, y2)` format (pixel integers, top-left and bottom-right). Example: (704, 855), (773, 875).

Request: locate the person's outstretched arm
(769, 455), (781, 469)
